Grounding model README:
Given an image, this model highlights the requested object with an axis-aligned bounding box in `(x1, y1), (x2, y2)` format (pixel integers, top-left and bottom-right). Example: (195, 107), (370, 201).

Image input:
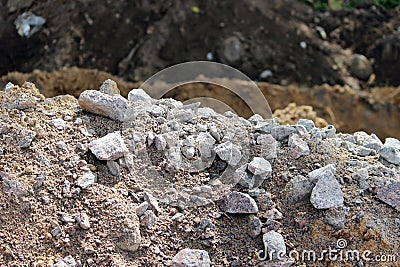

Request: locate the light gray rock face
(297, 119), (315, 132)
(308, 164), (336, 183)
(379, 138), (400, 164)
(221, 192), (258, 214)
(197, 132), (216, 159)
(99, 79), (120, 95)
(353, 131), (383, 152)
(88, 132), (128, 160)
(172, 248), (211, 267)
(235, 164), (255, 188)
(215, 141), (242, 166)
(52, 255), (77, 267)
(257, 134), (279, 160)
(78, 90), (129, 121)
(248, 157), (272, 179)
(75, 212), (90, 229)
(127, 88), (153, 103)
(107, 160), (120, 177)
(310, 170), (344, 209)
(271, 126), (296, 141)
(285, 175), (314, 204)
(262, 230), (286, 260)
(76, 170), (97, 189)
(288, 134), (310, 159)
(18, 129), (36, 148)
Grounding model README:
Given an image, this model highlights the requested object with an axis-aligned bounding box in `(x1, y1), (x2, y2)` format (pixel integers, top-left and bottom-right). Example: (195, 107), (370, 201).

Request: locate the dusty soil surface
(2, 68), (400, 140)
(1, 81), (399, 267)
(0, 0), (399, 87)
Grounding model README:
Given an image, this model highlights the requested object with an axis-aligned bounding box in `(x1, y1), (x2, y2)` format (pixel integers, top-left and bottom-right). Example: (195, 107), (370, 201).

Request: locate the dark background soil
(1, 0), (399, 87)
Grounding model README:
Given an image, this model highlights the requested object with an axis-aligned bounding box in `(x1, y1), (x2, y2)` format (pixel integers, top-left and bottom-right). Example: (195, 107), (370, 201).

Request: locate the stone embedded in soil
(75, 213), (90, 230)
(198, 218), (215, 233)
(271, 125), (296, 141)
(76, 170), (96, 189)
(288, 133), (310, 159)
(18, 129), (36, 148)
(197, 132), (216, 159)
(310, 170), (344, 209)
(308, 164), (336, 183)
(140, 210), (157, 229)
(376, 182), (400, 210)
(136, 201), (149, 216)
(52, 255), (77, 267)
(172, 248), (211, 267)
(262, 230), (286, 260)
(127, 88), (153, 103)
(48, 118), (66, 130)
(221, 191), (258, 214)
(117, 214), (142, 253)
(78, 90), (129, 121)
(350, 54), (373, 80)
(154, 134), (167, 151)
(285, 175), (314, 204)
(107, 160), (120, 177)
(379, 138), (400, 164)
(99, 79), (120, 95)
(88, 131), (128, 161)
(215, 141), (242, 166)
(356, 146), (374, 157)
(247, 157), (272, 179)
(323, 206), (349, 230)
(143, 192), (161, 214)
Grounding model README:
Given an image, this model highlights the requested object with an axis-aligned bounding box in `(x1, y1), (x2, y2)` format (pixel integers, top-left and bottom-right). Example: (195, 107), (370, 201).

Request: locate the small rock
(143, 192), (161, 214)
(48, 118), (66, 130)
(285, 175), (314, 204)
(323, 206), (348, 230)
(76, 170), (96, 189)
(262, 230), (286, 260)
(247, 157), (272, 179)
(221, 191), (258, 214)
(172, 248), (211, 267)
(215, 141), (242, 166)
(127, 88), (153, 103)
(350, 54), (373, 80)
(310, 170), (344, 209)
(172, 213), (184, 222)
(149, 105), (165, 117)
(78, 90), (129, 121)
(248, 215), (262, 237)
(352, 168), (370, 190)
(99, 79), (120, 95)
(379, 138), (400, 164)
(248, 114), (264, 125)
(376, 182), (400, 211)
(136, 201), (149, 216)
(288, 134), (310, 159)
(75, 213), (90, 230)
(117, 215), (141, 253)
(88, 131), (128, 160)
(198, 218), (215, 233)
(18, 129), (36, 148)
(220, 36), (243, 64)
(356, 146), (374, 157)
(107, 160), (120, 177)
(271, 126), (296, 141)
(257, 134), (279, 160)
(235, 164), (254, 188)
(297, 119), (315, 132)
(52, 255), (77, 267)
(4, 82), (14, 92)
(308, 164), (336, 183)
(197, 133), (216, 159)
(323, 125), (336, 138)
(140, 210), (157, 229)
(154, 134), (167, 151)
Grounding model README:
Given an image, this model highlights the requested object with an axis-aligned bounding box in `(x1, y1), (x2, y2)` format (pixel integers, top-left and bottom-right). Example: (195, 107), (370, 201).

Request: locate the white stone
(88, 132), (128, 160)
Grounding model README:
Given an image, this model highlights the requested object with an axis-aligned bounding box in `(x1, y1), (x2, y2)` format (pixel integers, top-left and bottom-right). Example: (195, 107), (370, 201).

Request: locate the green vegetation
(300, 0), (400, 10)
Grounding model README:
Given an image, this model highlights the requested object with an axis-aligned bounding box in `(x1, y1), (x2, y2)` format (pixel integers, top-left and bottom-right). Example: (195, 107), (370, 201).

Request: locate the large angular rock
(257, 134), (279, 160)
(285, 175), (314, 204)
(288, 134), (310, 159)
(376, 182), (400, 211)
(78, 90), (129, 121)
(88, 131), (129, 160)
(221, 192), (258, 214)
(99, 79), (120, 95)
(310, 170), (344, 209)
(215, 141), (242, 166)
(262, 230), (286, 260)
(379, 138), (400, 164)
(308, 164), (336, 183)
(172, 248), (211, 267)
(247, 157), (272, 179)
(127, 88), (153, 103)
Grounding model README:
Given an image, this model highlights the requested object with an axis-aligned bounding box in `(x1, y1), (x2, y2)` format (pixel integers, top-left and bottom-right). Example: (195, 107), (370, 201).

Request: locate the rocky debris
(107, 160), (120, 177)
(1, 172), (28, 197)
(235, 157), (273, 189)
(197, 132), (216, 159)
(99, 79), (120, 95)
(262, 230), (286, 260)
(310, 170), (344, 209)
(288, 133), (310, 159)
(78, 90), (129, 121)
(88, 131), (128, 160)
(143, 192), (161, 214)
(127, 88), (154, 103)
(285, 175), (314, 204)
(377, 182), (400, 211)
(353, 131), (383, 152)
(76, 170), (96, 189)
(172, 213), (185, 222)
(352, 168), (370, 190)
(172, 248), (211, 267)
(52, 255), (77, 267)
(75, 213), (90, 230)
(48, 118), (66, 130)
(379, 137), (400, 164)
(220, 191), (258, 214)
(215, 141), (242, 166)
(350, 54), (373, 80)
(140, 210), (157, 229)
(271, 126), (296, 141)
(136, 201), (149, 216)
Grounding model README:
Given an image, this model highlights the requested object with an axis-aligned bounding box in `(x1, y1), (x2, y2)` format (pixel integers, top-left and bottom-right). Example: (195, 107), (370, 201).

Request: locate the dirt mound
(1, 82), (399, 266)
(1, 0), (399, 87)
(2, 68), (400, 140)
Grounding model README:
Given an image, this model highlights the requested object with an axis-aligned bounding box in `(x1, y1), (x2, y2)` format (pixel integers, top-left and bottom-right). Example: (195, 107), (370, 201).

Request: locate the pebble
(75, 213), (90, 230)
(127, 88), (154, 103)
(262, 230), (286, 260)
(136, 201), (149, 216)
(379, 138), (400, 164)
(149, 105), (165, 117)
(117, 216), (142, 253)
(248, 215), (262, 237)
(297, 119), (315, 132)
(48, 118), (66, 130)
(18, 129), (36, 148)
(288, 134), (310, 159)
(52, 255), (77, 267)
(106, 160), (120, 177)
(198, 218), (215, 233)
(352, 168), (370, 190)
(248, 114), (264, 125)
(350, 54), (373, 80)
(78, 90), (129, 121)
(172, 248), (211, 267)
(247, 157), (272, 179)
(376, 182), (400, 211)
(215, 141), (242, 166)
(154, 134), (167, 151)
(9, 93), (36, 110)
(88, 131), (129, 160)
(4, 82), (14, 92)
(76, 170), (96, 189)
(323, 125), (336, 138)
(99, 79), (120, 95)
(172, 213), (185, 222)
(221, 191), (258, 214)
(310, 170), (344, 209)
(285, 175), (314, 204)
